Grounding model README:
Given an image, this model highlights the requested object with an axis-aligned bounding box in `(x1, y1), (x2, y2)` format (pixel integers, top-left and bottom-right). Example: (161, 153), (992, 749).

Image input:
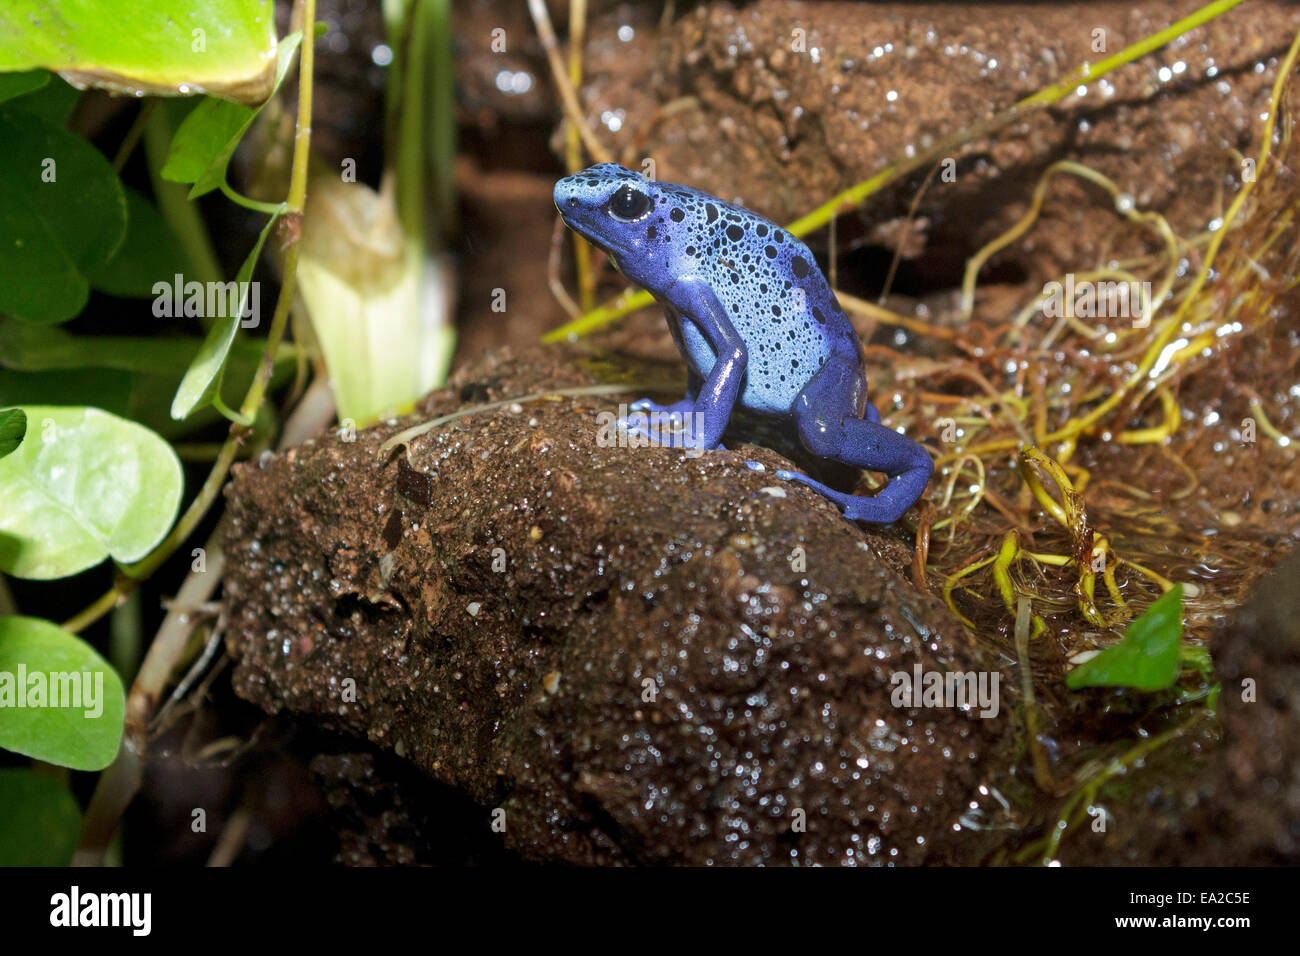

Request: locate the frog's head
(554, 164), (662, 283)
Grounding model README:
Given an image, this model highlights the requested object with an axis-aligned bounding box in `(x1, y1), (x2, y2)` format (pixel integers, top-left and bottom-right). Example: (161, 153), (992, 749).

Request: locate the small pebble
(467, 602), (481, 617)
(761, 486), (788, 498)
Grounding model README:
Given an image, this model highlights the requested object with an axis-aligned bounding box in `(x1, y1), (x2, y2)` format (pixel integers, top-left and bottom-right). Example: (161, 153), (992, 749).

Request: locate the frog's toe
(629, 396), (697, 418)
(615, 410), (656, 441)
(661, 424), (723, 452)
(771, 469), (864, 514)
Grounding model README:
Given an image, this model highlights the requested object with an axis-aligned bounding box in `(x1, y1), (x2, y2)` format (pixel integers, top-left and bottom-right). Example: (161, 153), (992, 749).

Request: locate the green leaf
(0, 321), (295, 439)
(161, 30), (303, 199)
(0, 408), (25, 460)
(0, 616), (126, 771)
(1, 367), (134, 422)
(0, 769), (82, 865)
(0, 1), (279, 107)
(1067, 584), (1184, 691)
(0, 108), (128, 323)
(0, 366), (271, 442)
(0, 69), (49, 104)
(88, 187), (193, 298)
(2, 73), (80, 125)
(160, 97), (251, 197)
(171, 207), (281, 419)
(0, 318), (234, 374)
(0, 406), (182, 579)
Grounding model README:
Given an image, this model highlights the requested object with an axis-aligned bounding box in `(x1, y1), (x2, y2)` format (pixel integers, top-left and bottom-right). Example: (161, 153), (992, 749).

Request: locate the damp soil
(210, 0), (1300, 864)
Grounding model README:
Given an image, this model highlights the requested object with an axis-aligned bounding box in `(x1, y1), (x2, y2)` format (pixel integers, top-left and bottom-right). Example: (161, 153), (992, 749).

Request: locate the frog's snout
(553, 177), (581, 213)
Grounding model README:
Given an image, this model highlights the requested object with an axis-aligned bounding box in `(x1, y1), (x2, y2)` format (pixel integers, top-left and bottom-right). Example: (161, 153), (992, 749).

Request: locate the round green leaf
(0, 70), (50, 105)
(0, 1), (279, 106)
(2, 73), (80, 125)
(0, 768), (82, 865)
(0, 408), (25, 460)
(0, 616), (126, 771)
(0, 406), (183, 579)
(0, 108), (128, 323)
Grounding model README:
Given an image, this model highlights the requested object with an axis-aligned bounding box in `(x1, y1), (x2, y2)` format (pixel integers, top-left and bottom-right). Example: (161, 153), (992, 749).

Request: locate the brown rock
(221, 348), (1007, 864)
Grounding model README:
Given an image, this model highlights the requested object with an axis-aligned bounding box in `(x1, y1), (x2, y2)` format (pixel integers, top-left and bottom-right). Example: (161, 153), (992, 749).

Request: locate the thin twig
(528, 0), (611, 163)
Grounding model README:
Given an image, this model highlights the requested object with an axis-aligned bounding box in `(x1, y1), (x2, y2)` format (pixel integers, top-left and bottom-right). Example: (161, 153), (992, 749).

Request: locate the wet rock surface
(1189, 547), (1300, 864)
(644, 0), (1294, 237)
(222, 348), (1007, 864)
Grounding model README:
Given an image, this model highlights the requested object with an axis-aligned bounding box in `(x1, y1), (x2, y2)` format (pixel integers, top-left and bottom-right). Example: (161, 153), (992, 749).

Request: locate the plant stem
(565, 0), (596, 312)
(75, 6), (321, 860)
(220, 180), (286, 215)
(62, 588), (121, 634)
(528, 0), (610, 163)
(62, 1), (319, 635)
(111, 100), (156, 174)
(143, 106), (223, 288)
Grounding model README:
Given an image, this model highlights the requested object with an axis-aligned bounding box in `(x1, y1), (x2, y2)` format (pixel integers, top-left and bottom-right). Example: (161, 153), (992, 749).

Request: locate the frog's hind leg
(780, 358), (934, 524)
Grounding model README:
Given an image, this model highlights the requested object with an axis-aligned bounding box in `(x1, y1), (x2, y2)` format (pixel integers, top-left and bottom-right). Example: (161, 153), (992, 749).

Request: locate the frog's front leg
(622, 277), (746, 451)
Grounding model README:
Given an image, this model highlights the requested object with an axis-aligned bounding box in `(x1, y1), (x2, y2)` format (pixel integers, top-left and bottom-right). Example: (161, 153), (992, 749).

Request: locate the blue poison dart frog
(554, 163), (934, 524)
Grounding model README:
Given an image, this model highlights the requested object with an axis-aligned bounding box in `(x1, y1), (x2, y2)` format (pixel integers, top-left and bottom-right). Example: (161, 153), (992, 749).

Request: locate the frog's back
(654, 183), (862, 414)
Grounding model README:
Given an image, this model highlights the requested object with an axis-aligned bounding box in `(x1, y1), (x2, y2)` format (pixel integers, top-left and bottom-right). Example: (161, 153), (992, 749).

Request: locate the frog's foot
(771, 469), (882, 519)
(772, 462), (929, 525)
(617, 402), (724, 452)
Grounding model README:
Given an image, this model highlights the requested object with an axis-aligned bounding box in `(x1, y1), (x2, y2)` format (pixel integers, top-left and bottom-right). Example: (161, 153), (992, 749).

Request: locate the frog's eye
(608, 185), (653, 222)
